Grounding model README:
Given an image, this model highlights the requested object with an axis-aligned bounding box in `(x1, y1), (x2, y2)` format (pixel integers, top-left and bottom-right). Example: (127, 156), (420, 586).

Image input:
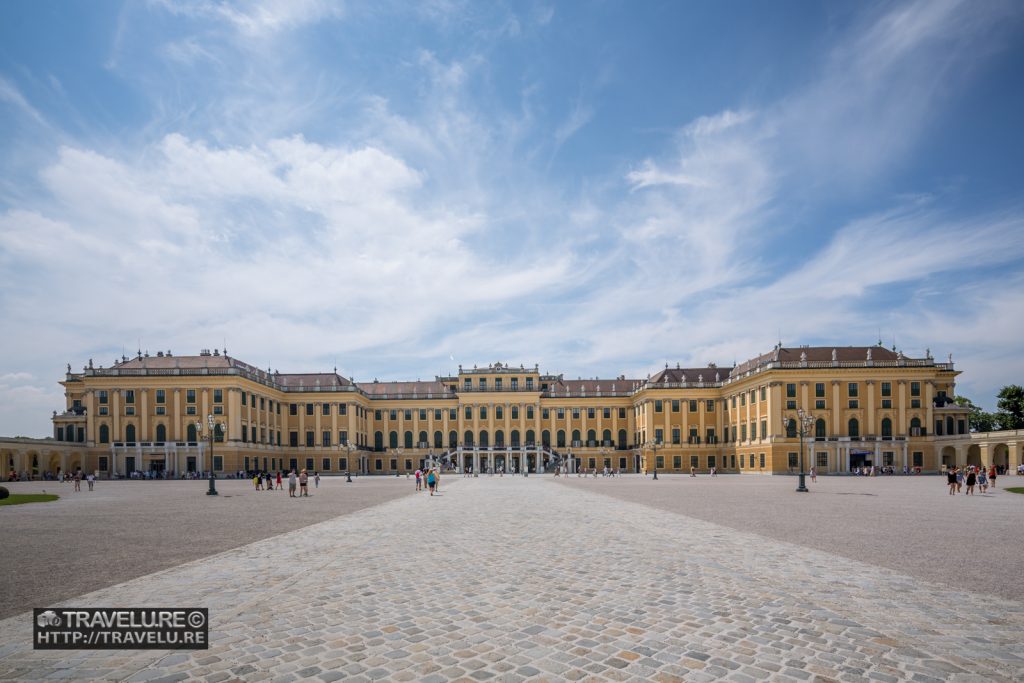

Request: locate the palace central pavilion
(20, 343), (1008, 479)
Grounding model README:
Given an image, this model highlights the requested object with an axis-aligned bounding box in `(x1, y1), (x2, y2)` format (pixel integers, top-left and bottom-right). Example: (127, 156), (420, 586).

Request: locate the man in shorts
(288, 470), (298, 497)
(299, 469), (309, 496)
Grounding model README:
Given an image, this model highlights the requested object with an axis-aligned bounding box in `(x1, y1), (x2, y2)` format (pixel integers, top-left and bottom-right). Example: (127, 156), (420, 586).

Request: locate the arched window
(448, 430), (457, 448)
(541, 429), (550, 446)
(848, 418), (860, 439)
(815, 419), (826, 439)
(464, 430), (474, 447)
(479, 430), (489, 448)
(557, 429), (566, 447)
(374, 431), (384, 450)
(881, 418), (892, 437)
(618, 429), (627, 448)
(586, 429), (596, 445)
(525, 429), (535, 446)
(602, 429), (611, 445)
(785, 419), (796, 438)
(510, 430), (520, 447)
(125, 424), (136, 443)
(404, 431), (413, 449)
(571, 429), (581, 445)
(418, 430), (427, 447)
(99, 424), (110, 444)
(434, 430), (443, 448)
(187, 423), (197, 442)
(155, 424), (167, 442)
(495, 430), (505, 447)
(389, 431), (398, 449)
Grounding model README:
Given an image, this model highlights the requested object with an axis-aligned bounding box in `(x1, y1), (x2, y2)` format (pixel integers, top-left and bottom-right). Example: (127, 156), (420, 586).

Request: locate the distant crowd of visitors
(946, 465), (1002, 495)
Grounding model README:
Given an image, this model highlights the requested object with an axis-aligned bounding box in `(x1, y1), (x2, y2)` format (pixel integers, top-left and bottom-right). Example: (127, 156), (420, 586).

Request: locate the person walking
(955, 467), (964, 493)
(978, 467), (988, 493)
(299, 469), (309, 496)
(947, 467), (958, 495)
(415, 468), (423, 491)
(254, 472), (262, 490)
(426, 468), (438, 496)
(809, 466), (817, 483)
(86, 472), (95, 491)
(689, 466), (696, 478)
(965, 466), (977, 495)
(989, 464), (997, 488)
(276, 471), (283, 490)
(314, 471), (320, 488)
(288, 470), (298, 497)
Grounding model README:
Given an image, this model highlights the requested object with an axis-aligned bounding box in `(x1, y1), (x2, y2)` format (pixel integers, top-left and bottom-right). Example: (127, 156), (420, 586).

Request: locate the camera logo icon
(36, 610), (61, 628)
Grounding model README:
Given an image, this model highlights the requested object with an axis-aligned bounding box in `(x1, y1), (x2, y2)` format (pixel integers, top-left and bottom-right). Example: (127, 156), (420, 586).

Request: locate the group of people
(414, 468), (441, 495)
(946, 465), (998, 495)
(251, 469), (318, 497)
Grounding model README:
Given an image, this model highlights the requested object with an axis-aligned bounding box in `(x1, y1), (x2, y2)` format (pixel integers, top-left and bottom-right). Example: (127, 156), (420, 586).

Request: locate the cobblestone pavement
(1, 477), (1022, 682)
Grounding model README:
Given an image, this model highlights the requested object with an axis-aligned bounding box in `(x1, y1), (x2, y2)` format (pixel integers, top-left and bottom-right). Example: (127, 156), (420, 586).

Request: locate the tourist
(809, 466), (817, 483)
(288, 470), (297, 497)
(426, 468), (437, 496)
(965, 466), (977, 495)
(955, 467), (964, 493)
(989, 465), (997, 488)
(947, 467), (957, 495)
(690, 466), (696, 478)
(265, 472), (273, 491)
(314, 471), (320, 488)
(978, 467), (988, 493)
(86, 472), (94, 490)
(254, 472), (262, 490)
(299, 469), (309, 496)
(415, 468), (423, 491)
(433, 467), (441, 493)
(72, 469), (81, 491)
(276, 471), (283, 490)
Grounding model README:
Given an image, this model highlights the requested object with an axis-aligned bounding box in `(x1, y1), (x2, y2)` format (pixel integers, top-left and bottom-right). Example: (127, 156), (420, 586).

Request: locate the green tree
(995, 384), (1024, 430)
(954, 396), (997, 433)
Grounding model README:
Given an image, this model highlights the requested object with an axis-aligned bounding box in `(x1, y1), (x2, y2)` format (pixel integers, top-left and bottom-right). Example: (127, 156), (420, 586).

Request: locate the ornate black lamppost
(195, 415), (225, 496)
(783, 408), (815, 493)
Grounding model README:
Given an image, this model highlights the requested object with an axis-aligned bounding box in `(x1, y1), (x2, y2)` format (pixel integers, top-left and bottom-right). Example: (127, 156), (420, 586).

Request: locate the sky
(1, 0), (1023, 437)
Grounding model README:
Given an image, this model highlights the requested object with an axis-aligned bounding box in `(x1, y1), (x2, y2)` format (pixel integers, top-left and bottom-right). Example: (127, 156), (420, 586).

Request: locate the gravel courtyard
(0, 475), (1022, 681)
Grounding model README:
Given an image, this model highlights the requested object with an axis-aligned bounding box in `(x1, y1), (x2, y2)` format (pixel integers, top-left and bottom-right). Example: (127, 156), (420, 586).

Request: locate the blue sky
(1, 0), (1023, 436)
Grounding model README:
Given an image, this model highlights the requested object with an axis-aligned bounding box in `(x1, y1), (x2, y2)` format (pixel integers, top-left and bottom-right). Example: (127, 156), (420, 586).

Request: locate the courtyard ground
(0, 474), (1021, 681)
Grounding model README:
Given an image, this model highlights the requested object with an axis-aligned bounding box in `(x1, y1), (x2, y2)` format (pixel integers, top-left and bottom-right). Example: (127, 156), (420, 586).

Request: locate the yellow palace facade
(9, 343), (1022, 478)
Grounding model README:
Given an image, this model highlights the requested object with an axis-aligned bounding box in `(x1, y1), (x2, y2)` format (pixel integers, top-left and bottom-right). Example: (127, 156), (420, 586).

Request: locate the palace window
(587, 407), (595, 419)
(526, 378), (534, 390)
(260, 397), (265, 410)
(848, 383), (858, 397)
(740, 424), (747, 441)
(816, 399), (826, 409)
(404, 409), (412, 421)
(464, 378), (471, 390)
(706, 400), (714, 412)
(603, 407), (610, 419)
(760, 420), (767, 439)
(572, 408), (580, 419)
(759, 453), (766, 468)
(788, 452), (798, 468)
(98, 390), (109, 404)
(881, 381), (892, 397)
(124, 390), (135, 404)
(480, 406), (487, 420)
(306, 431), (314, 447)
(557, 408), (565, 419)
(306, 403), (314, 416)
(672, 428), (680, 445)
(913, 451), (923, 467)
(911, 381), (921, 397)
(292, 404), (299, 416)
(420, 409), (427, 420)
(512, 406), (519, 419)
(186, 389), (195, 404)
(527, 406), (535, 419)
(751, 422), (757, 440)
(815, 383), (825, 398)
(495, 406), (503, 420)
(214, 389), (223, 403)
(542, 408), (549, 419)
(511, 378), (518, 390)
(673, 455), (681, 469)
(740, 393), (746, 406)
(433, 409), (441, 420)
(479, 378), (487, 390)
(290, 431), (298, 447)
(449, 409), (457, 420)
(882, 399), (892, 409)
(465, 407), (472, 419)
(154, 390), (164, 404)
(848, 418), (860, 438)
(322, 431), (331, 447)
(322, 403), (330, 416)
(495, 379), (502, 390)
(849, 399), (859, 409)
(213, 405), (223, 415)
(155, 406), (164, 415)
(786, 383), (796, 398)
(817, 452), (828, 468)
(654, 428), (664, 444)
(185, 406), (195, 416)
(654, 400), (663, 413)
(671, 400), (680, 412)
(760, 387), (766, 402)
(619, 407), (627, 418)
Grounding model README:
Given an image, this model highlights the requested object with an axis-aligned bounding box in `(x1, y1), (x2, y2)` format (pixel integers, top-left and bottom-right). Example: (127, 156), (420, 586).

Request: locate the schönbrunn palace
(5, 344), (1022, 478)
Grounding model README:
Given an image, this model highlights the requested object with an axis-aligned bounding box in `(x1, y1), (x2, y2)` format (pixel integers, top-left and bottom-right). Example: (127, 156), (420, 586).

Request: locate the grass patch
(0, 493), (60, 506)
(1005, 487), (1024, 495)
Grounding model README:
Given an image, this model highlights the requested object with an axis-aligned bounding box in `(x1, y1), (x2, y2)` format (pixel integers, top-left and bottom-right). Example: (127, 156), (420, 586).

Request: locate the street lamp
(345, 442), (357, 482)
(645, 439), (661, 480)
(195, 415), (225, 496)
(783, 409), (815, 493)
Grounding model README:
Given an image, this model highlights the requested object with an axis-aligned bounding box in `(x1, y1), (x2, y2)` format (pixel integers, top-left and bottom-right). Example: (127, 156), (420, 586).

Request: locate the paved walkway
(1, 477), (1022, 682)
